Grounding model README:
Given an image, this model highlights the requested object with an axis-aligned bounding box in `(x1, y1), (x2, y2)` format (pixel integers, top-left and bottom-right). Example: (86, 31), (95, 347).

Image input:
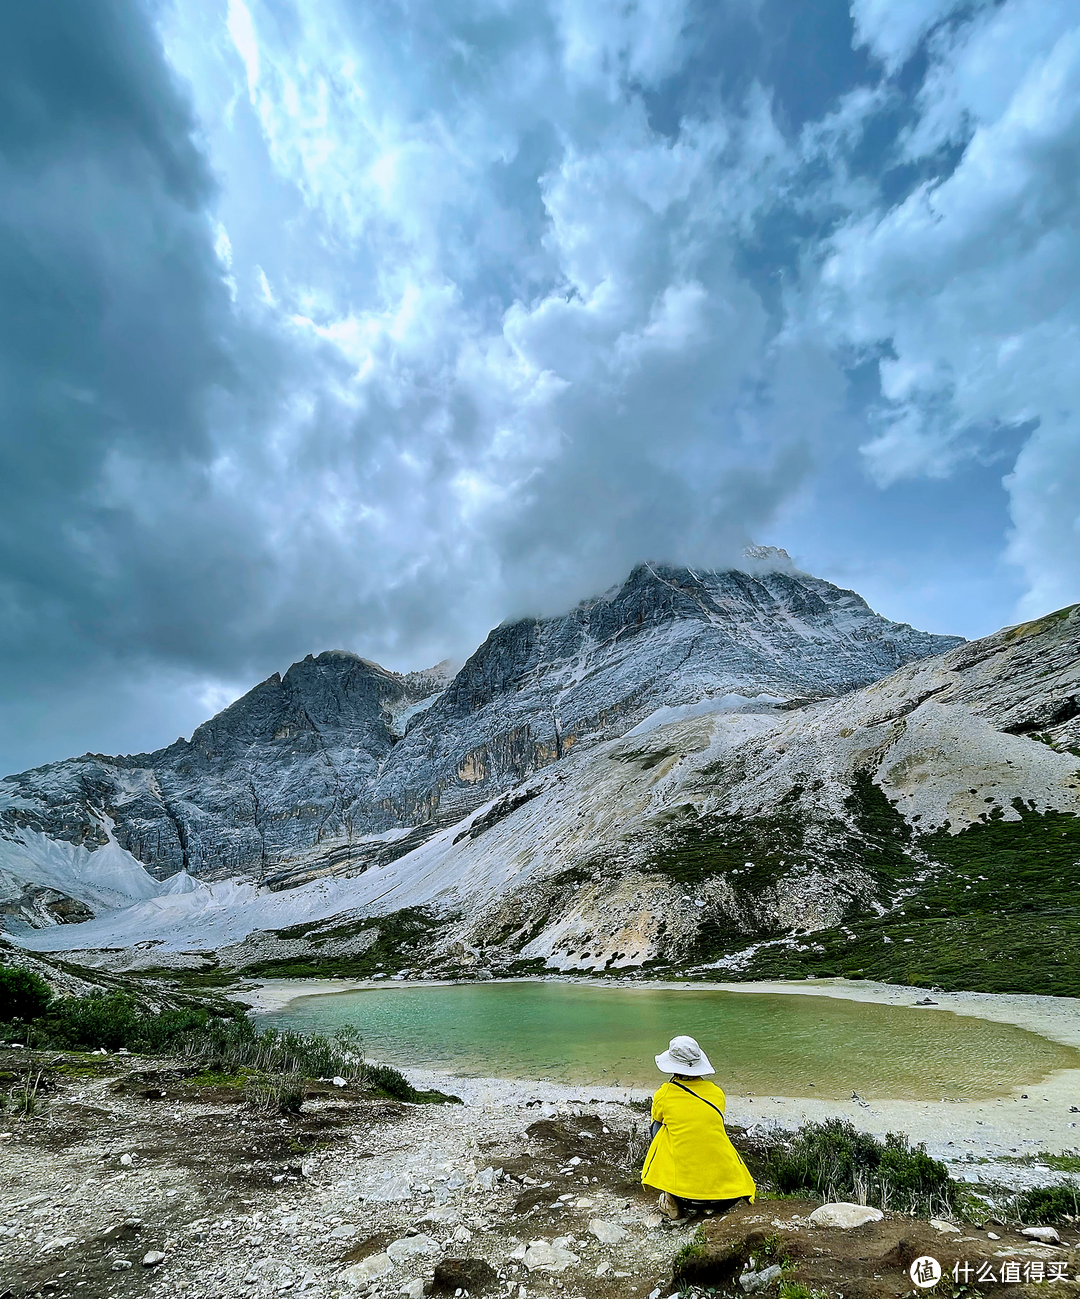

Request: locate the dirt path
(0, 1045), (698, 1299)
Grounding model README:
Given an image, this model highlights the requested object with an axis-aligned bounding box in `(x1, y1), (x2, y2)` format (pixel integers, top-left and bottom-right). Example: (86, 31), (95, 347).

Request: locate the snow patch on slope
(626, 693), (787, 737)
(0, 822), (164, 915)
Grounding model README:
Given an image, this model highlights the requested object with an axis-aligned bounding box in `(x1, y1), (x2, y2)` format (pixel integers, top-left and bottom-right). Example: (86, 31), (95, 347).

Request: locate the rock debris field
(4, 1037), (1080, 1299)
(0, 1046), (691, 1299)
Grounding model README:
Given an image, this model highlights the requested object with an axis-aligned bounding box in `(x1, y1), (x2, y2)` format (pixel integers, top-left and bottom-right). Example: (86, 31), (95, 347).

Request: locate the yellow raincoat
(641, 1078), (756, 1202)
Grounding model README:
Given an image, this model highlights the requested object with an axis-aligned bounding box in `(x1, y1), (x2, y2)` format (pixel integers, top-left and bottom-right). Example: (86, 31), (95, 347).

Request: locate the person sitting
(641, 1034), (756, 1220)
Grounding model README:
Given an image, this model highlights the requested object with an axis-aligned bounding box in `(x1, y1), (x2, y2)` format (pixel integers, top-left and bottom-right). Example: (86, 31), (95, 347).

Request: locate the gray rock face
(0, 555), (961, 894)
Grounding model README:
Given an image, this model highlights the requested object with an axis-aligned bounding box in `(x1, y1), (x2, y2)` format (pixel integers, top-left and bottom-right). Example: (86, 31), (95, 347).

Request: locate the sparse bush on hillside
(5, 988), (453, 1107)
(0, 965), (53, 1024)
(38, 990), (250, 1054)
(749, 1118), (955, 1217)
(1014, 1181), (1080, 1224)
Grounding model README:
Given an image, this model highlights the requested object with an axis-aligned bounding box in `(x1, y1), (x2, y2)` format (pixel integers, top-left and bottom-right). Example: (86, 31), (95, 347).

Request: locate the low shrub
(363, 1061), (461, 1104)
(778, 1284), (829, 1299)
(673, 1225), (709, 1270)
(754, 1118), (954, 1217)
(18, 989), (457, 1107)
(244, 1071), (305, 1114)
(0, 965), (53, 1024)
(39, 991), (252, 1055)
(1014, 1181), (1080, 1224)
(364, 1061), (419, 1100)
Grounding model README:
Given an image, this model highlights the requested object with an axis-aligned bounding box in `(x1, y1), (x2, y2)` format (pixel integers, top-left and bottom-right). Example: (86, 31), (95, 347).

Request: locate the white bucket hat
(655, 1034), (714, 1076)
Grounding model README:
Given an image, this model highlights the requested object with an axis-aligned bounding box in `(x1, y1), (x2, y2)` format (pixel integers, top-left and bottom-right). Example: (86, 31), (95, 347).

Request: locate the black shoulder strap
(672, 1080), (725, 1120)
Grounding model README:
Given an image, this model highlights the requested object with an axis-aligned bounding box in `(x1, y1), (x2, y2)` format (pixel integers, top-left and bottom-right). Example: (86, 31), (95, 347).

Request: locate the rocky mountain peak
(1, 557), (963, 901)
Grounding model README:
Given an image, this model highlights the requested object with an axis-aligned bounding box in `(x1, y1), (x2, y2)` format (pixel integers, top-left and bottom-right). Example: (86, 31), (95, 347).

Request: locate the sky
(2, 0), (1079, 776)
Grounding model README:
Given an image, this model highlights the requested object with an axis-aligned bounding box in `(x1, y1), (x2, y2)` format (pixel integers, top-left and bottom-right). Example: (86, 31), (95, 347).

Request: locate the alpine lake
(256, 980), (1080, 1100)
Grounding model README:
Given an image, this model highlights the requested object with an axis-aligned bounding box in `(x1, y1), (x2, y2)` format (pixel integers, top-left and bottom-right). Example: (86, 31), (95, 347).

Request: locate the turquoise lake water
(257, 980), (1080, 1100)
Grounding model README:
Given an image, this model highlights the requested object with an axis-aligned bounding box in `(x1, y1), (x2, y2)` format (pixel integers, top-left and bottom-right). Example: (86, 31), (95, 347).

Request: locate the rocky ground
(0, 1043), (693, 1299)
(677, 1198), (1079, 1299)
(2, 1037), (1079, 1299)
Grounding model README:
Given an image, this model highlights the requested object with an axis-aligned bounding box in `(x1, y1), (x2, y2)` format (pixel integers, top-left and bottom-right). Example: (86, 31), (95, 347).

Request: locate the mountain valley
(1, 553), (1077, 997)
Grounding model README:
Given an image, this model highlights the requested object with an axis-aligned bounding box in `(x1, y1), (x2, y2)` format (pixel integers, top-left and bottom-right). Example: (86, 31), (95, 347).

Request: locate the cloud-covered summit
(1, 0), (1077, 774)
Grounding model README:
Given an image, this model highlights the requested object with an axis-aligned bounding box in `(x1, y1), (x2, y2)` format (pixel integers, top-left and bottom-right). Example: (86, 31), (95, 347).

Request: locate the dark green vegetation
(239, 907), (448, 979)
(1004, 1152), (1080, 1173)
(32, 988), (251, 1053)
(738, 798), (1080, 995)
(745, 1118), (957, 1218)
(656, 767), (1080, 995)
(740, 913), (1080, 996)
(644, 790), (813, 892)
(0, 964), (454, 1110)
(1013, 1181), (1080, 1224)
(0, 964), (52, 1022)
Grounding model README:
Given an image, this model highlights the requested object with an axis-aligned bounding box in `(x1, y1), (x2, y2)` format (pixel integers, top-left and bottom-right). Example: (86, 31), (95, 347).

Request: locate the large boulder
(808, 1203), (885, 1229)
(386, 1234), (440, 1264)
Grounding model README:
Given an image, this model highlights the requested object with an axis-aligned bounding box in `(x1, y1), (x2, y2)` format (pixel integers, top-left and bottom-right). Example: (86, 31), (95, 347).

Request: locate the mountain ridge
(0, 555), (962, 906)
(3, 597), (1078, 997)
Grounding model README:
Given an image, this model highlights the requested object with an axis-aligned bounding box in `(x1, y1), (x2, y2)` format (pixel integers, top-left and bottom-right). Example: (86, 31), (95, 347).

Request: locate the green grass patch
(241, 906), (447, 979)
(778, 1284), (830, 1299)
(642, 796), (813, 893)
(1001, 605), (1078, 642)
(665, 773), (1080, 995)
(999, 1152), (1080, 1173)
(916, 801), (1080, 915)
(735, 913), (1080, 996)
(673, 1225), (709, 1270)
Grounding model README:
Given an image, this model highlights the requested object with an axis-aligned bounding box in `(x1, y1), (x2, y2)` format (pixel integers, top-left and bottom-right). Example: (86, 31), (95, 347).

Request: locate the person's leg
(657, 1191), (683, 1220)
(701, 1196), (743, 1217)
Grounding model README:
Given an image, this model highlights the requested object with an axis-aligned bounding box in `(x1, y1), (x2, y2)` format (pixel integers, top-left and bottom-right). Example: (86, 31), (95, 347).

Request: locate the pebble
(142, 1250), (166, 1267)
(589, 1219), (627, 1245)
(111, 1260), (133, 1271)
(930, 1219), (962, 1234)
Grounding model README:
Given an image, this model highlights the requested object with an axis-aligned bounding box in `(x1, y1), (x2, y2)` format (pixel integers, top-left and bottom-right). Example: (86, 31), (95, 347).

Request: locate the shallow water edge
(232, 973), (1080, 1050)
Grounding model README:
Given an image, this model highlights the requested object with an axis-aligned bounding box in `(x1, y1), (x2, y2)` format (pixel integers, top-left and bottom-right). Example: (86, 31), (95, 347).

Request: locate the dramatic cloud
(1, 0), (1077, 773)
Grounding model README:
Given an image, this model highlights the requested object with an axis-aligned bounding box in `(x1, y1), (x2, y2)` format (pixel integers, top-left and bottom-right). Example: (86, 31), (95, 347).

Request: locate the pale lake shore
(229, 975), (1080, 1167)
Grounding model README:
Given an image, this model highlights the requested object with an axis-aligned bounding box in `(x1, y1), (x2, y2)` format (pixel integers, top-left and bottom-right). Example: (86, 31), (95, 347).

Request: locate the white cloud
(814, 0), (1080, 611)
(153, 0), (829, 640)
(851, 0), (985, 74)
(7, 0), (1077, 774)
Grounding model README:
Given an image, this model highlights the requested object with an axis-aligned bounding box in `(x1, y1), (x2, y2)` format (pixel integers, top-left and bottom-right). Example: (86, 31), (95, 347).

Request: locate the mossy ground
(653, 775), (1080, 996)
(238, 906), (448, 980)
(739, 912), (1080, 995)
